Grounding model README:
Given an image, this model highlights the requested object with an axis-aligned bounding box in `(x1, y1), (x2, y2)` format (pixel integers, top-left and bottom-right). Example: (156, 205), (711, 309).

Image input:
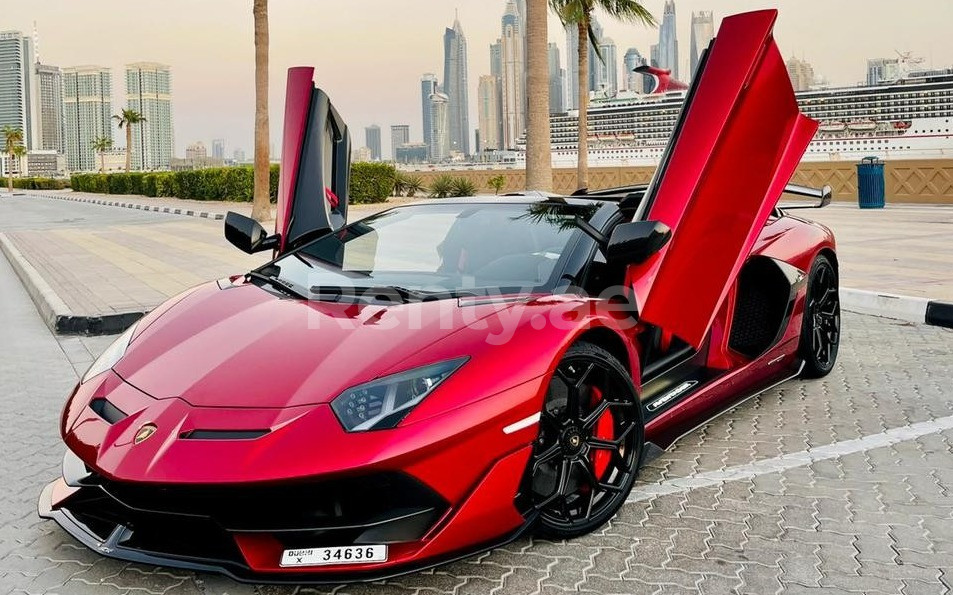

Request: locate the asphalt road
(1, 197), (952, 594)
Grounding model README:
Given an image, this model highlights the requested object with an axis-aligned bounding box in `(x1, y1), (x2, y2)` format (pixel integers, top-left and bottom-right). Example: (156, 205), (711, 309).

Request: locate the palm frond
(597, 0), (656, 26)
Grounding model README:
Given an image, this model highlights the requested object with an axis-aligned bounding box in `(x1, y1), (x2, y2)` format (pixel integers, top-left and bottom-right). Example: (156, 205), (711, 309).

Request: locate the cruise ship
(515, 67), (953, 167)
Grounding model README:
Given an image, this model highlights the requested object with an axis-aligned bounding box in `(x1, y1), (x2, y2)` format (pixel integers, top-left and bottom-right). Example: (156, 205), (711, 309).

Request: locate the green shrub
(11, 177), (70, 190)
(450, 177), (477, 197)
(429, 174), (455, 198)
(487, 174), (506, 195)
(350, 162), (396, 204)
(66, 162), (394, 205)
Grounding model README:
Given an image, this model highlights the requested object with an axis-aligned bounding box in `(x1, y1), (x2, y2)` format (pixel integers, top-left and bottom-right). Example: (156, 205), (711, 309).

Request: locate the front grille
(66, 472), (448, 553)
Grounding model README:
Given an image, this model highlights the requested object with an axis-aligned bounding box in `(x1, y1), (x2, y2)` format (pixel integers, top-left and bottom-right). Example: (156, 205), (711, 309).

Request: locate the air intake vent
(90, 398), (127, 424)
(180, 430), (269, 440)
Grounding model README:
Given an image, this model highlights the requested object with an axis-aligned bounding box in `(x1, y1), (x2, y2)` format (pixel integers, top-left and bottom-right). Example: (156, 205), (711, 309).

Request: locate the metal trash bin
(857, 156), (885, 209)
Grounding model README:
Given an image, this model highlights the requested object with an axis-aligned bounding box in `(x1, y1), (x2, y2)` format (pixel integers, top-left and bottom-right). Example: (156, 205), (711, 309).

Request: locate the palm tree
(2, 125), (24, 192)
(12, 145), (26, 180)
(251, 0), (271, 223)
(550, 0), (655, 191)
(113, 109), (146, 172)
(525, 0), (553, 192)
(92, 137), (113, 173)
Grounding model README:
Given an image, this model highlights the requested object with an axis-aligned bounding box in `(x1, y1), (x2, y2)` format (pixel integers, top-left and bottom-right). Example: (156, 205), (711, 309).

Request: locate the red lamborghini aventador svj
(40, 10), (841, 582)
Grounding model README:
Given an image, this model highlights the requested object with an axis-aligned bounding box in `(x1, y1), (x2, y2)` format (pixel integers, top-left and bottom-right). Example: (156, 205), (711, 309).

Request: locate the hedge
(7, 177), (70, 190)
(69, 162), (395, 204)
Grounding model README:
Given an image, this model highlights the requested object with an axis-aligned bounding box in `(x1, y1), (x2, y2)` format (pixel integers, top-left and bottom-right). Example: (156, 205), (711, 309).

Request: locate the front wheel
(799, 253), (841, 378)
(528, 342), (645, 540)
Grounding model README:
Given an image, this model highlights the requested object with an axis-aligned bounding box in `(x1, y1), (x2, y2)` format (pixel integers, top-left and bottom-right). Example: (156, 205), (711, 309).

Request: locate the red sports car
(40, 10), (840, 583)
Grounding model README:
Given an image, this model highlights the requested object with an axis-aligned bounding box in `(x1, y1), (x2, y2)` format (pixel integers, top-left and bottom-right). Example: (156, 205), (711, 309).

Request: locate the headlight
(331, 358), (467, 432)
(82, 323), (138, 383)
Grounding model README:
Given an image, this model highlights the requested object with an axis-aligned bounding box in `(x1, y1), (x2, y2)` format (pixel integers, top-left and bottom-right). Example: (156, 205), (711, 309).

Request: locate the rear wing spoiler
(780, 184), (833, 209)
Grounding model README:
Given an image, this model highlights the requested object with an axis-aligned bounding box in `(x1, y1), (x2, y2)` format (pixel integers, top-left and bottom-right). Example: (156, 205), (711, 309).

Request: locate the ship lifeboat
(818, 121), (846, 133)
(893, 121), (912, 130)
(617, 132), (635, 141)
(847, 119), (878, 132)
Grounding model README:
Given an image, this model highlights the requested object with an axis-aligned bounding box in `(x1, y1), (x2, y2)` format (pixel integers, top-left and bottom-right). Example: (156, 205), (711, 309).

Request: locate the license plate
(280, 545), (388, 567)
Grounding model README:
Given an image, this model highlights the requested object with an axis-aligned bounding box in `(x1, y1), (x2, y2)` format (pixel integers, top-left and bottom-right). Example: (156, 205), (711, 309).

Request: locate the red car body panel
(39, 10), (838, 582)
(639, 10), (818, 349)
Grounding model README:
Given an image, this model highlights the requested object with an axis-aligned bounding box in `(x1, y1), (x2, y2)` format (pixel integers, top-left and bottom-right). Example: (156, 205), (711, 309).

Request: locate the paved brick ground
(1, 256), (951, 595)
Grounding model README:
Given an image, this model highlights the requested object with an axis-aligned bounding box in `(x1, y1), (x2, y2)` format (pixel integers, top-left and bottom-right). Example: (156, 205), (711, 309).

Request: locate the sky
(7, 0), (953, 159)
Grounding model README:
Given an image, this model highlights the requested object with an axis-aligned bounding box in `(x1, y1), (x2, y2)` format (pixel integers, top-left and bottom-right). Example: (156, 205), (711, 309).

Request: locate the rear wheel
(528, 342), (644, 539)
(799, 254), (840, 378)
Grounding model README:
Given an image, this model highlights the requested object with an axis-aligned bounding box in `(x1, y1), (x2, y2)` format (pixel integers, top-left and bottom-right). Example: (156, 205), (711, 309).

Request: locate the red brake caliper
(589, 387), (615, 479)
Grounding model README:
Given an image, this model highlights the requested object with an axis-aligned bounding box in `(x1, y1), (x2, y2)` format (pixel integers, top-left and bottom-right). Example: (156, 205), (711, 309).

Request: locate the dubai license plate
(280, 545), (388, 567)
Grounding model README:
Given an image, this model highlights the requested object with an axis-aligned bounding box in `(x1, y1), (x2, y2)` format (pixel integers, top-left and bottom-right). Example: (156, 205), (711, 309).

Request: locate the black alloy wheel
(800, 254), (841, 378)
(528, 342), (645, 539)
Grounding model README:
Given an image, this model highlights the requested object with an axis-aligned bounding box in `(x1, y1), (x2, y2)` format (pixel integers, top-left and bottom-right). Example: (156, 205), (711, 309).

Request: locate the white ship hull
(531, 116), (953, 168)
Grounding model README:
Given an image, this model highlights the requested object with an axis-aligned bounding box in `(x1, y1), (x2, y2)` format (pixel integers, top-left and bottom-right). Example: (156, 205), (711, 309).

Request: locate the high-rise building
(35, 63), (64, 152)
(650, 44), (660, 67)
(867, 58), (902, 85)
(477, 75), (501, 152)
(126, 62), (174, 170)
(595, 38), (618, 95)
(365, 124), (381, 160)
(443, 16), (470, 156)
(548, 43), (565, 113)
(658, 1), (678, 80)
(429, 92), (450, 160)
(0, 31), (39, 149)
(420, 73), (437, 155)
(211, 138), (225, 160)
(565, 24), (579, 110)
(501, 0), (524, 149)
(587, 14), (606, 93)
(689, 11), (715, 78)
(185, 141), (207, 160)
(233, 147), (246, 163)
(623, 48), (647, 93)
(62, 66), (113, 172)
(786, 56), (815, 92)
(390, 124), (409, 160)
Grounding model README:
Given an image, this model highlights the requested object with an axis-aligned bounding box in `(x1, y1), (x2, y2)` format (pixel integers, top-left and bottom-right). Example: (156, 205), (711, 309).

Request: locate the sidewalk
(2, 190), (952, 334)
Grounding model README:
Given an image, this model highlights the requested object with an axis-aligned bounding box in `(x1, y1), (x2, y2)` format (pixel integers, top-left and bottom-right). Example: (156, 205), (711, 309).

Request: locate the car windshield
(257, 201), (597, 299)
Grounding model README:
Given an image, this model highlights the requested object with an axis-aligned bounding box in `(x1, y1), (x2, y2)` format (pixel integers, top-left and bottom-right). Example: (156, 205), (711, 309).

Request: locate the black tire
(528, 341), (645, 540)
(799, 254), (841, 378)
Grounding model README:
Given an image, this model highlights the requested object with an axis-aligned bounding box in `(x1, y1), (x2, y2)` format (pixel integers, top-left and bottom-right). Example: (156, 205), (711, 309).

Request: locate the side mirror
(224, 211), (280, 254)
(605, 221), (672, 265)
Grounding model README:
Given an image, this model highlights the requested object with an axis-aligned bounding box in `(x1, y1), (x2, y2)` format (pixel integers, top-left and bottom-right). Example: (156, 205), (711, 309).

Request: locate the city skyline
(5, 0), (953, 161)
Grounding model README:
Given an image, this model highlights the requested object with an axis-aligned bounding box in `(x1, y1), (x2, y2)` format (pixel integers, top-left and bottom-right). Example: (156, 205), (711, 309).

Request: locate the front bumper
(39, 444), (535, 583)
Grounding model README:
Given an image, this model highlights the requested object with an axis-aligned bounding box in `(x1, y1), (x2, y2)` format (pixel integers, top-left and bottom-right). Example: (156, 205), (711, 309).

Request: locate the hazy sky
(8, 1), (953, 158)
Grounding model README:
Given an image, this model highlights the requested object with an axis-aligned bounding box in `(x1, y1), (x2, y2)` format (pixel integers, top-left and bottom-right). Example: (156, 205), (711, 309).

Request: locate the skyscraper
(420, 73), (437, 155)
(689, 11), (715, 78)
(429, 92), (450, 160)
(62, 66), (113, 172)
(786, 56), (815, 92)
(477, 75), (501, 152)
(35, 63), (64, 152)
(0, 31), (39, 149)
(595, 38), (618, 95)
(565, 23), (579, 110)
(211, 138), (225, 160)
(390, 124), (409, 160)
(548, 43), (565, 113)
(623, 48), (647, 93)
(365, 124), (381, 160)
(126, 62), (173, 170)
(500, 0), (524, 149)
(443, 16), (470, 156)
(658, 1), (678, 80)
(587, 14), (605, 93)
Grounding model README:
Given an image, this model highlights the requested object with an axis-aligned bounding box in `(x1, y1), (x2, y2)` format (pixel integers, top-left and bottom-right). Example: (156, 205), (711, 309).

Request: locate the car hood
(114, 281), (518, 409)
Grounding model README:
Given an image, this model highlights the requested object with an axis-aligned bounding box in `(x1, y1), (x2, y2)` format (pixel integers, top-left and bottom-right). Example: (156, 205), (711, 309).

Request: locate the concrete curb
(0, 233), (146, 336)
(841, 288), (953, 329)
(30, 192), (227, 221)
